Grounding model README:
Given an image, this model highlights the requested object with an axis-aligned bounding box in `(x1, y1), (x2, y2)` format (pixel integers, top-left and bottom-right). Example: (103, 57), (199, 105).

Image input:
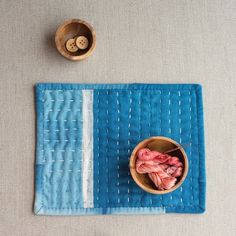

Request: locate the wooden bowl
(55, 19), (96, 61)
(130, 136), (188, 194)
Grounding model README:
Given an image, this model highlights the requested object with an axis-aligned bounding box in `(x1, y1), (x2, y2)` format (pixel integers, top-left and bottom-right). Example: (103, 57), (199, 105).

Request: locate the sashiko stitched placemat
(34, 83), (206, 215)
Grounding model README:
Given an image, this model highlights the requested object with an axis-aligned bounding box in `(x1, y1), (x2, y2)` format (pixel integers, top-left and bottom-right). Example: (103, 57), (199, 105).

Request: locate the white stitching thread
(117, 91), (120, 204)
(127, 90), (132, 203)
(189, 91), (194, 202)
(178, 91), (183, 202)
(168, 91), (171, 134)
(106, 91), (109, 204)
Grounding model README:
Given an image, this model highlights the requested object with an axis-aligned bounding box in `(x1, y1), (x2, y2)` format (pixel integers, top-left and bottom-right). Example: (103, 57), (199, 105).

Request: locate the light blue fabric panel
(35, 83), (206, 215)
(35, 88), (84, 214)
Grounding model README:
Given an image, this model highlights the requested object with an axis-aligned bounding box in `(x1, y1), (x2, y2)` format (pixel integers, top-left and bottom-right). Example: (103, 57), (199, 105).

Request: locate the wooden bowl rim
(130, 136), (189, 194)
(55, 19), (96, 61)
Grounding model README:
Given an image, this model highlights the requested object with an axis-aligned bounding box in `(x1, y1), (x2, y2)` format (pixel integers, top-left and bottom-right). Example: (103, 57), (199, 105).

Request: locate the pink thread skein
(136, 148), (183, 190)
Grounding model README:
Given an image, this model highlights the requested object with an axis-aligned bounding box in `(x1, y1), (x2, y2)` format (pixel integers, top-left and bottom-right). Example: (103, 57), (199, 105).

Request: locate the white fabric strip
(82, 90), (94, 208)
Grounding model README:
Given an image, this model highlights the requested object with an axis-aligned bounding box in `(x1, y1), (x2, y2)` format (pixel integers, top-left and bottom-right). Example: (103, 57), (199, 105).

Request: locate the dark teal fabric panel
(92, 84), (205, 213)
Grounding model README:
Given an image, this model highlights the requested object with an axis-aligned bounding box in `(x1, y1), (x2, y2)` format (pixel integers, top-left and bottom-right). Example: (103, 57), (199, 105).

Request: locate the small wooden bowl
(55, 19), (96, 61)
(130, 136), (188, 194)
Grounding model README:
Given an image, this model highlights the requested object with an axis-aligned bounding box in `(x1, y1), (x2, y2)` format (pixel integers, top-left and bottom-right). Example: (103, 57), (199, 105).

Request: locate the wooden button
(75, 36), (89, 50)
(65, 38), (79, 52)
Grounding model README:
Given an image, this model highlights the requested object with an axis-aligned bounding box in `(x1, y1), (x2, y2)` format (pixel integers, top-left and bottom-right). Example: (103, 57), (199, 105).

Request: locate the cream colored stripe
(82, 90), (94, 208)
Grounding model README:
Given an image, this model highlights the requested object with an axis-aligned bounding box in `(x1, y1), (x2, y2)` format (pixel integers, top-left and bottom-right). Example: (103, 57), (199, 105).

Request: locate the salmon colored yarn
(136, 148), (183, 190)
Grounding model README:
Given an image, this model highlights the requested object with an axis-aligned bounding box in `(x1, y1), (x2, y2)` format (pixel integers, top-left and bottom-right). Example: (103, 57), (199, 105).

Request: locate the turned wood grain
(129, 136), (189, 195)
(55, 19), (96, 61)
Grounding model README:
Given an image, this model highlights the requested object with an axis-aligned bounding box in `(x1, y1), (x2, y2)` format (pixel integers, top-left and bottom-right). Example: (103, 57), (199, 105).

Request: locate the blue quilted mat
(34, 83), (206, 215)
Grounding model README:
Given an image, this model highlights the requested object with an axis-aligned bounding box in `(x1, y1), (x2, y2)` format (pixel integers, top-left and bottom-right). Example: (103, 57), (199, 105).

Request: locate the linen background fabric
(0, 0), (235, 235)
